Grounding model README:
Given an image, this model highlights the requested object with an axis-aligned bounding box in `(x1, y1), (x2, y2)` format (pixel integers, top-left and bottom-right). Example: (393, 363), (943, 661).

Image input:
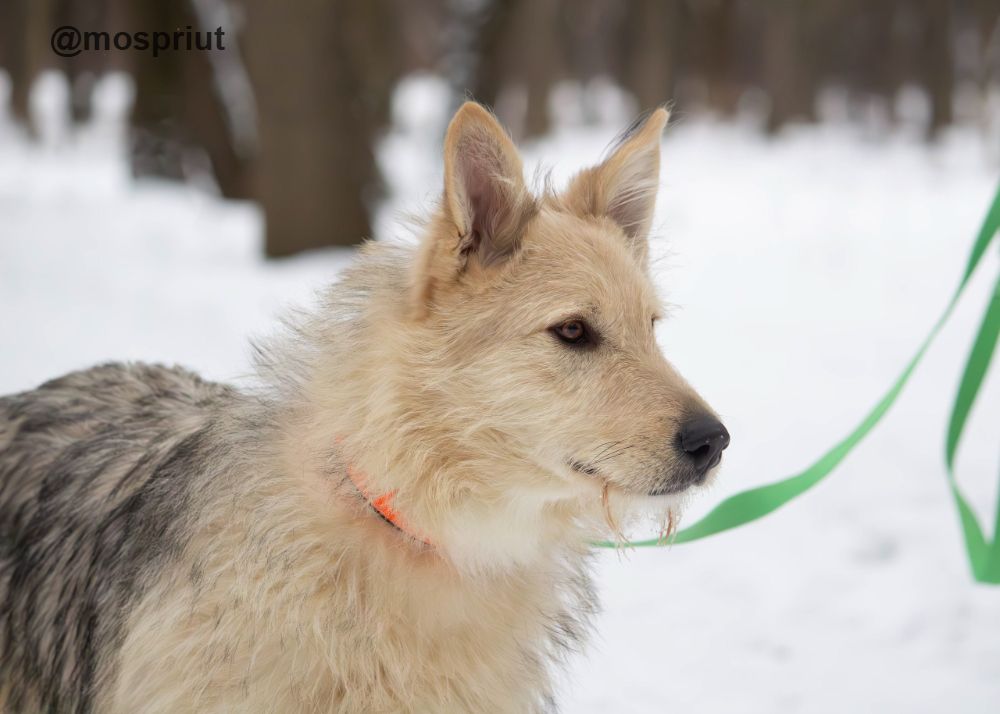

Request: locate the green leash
(595, 181), (1000, 585)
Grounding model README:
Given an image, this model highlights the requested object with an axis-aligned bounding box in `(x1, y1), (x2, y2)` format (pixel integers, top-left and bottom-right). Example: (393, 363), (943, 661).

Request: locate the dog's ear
(412, 102), (536, 314)
(441, 102), (537, 267)
(561, 108), (668, 265)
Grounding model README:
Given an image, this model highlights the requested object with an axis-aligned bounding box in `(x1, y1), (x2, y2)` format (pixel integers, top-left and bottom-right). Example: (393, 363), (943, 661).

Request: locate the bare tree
(241, 0), (402, 256)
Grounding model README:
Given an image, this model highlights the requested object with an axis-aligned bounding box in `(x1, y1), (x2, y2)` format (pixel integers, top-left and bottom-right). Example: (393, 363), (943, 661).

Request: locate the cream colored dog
(0, 102), (728, 713)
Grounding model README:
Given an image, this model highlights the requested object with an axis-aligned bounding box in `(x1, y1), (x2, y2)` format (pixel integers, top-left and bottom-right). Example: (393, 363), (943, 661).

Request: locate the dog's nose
(679, 415), (730, 477)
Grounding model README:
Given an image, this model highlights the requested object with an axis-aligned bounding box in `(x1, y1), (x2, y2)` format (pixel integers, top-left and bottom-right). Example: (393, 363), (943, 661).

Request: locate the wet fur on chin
(0, 102), (723, 713)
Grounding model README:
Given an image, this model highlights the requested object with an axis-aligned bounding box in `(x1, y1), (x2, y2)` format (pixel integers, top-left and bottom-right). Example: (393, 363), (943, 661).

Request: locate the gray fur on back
(0, 362), (244, 713)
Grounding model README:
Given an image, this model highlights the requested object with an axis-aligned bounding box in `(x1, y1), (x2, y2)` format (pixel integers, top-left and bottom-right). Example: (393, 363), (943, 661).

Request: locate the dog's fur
(0, 103), (723, 713)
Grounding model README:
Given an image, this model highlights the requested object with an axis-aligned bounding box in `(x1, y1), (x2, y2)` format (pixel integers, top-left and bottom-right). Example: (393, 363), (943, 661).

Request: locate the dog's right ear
(411, 102), (536, 316)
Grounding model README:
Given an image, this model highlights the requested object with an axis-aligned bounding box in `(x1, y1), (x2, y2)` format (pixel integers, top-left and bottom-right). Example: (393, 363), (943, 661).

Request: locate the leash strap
(595, 181), (1000, 585)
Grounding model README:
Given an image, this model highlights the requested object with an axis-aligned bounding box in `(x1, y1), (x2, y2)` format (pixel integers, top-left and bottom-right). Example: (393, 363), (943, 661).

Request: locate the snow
(1, 72), (999, 712)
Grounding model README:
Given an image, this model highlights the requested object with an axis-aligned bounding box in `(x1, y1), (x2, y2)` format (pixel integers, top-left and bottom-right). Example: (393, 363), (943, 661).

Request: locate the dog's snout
(678, 415), (730, 478)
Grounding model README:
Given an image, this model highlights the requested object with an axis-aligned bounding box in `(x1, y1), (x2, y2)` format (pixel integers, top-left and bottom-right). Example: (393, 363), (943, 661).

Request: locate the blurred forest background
(1, 0), (998, 257)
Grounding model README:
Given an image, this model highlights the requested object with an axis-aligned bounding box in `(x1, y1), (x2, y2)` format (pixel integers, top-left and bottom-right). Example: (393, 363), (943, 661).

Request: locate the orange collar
(345, 462), (433, 547)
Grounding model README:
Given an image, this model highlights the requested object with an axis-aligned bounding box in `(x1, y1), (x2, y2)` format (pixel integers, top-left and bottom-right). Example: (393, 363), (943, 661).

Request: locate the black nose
(679, 415), (730, 477)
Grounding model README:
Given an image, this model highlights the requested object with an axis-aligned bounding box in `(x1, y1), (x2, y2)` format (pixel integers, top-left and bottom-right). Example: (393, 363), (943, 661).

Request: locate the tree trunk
(620, 0), (683, 111)
(242, 0), (398, 256)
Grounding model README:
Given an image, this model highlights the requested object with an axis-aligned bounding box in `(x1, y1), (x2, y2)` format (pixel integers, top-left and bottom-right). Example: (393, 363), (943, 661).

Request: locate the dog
(0, 102), (729, 713)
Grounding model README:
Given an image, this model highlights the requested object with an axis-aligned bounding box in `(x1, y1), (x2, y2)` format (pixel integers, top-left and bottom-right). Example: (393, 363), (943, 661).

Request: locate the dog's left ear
(412, 102), (537, 315)
(561, 108), (669, 265)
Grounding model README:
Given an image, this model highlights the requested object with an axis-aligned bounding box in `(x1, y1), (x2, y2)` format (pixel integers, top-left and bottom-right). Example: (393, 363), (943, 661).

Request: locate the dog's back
(0, 363), (231, 712)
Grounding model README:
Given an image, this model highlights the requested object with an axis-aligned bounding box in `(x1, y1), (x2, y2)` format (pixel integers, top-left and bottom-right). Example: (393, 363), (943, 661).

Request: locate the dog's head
(405, 102), (728, 540)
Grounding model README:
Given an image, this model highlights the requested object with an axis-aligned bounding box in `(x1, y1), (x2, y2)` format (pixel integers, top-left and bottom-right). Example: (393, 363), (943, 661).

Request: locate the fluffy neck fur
(260, 239), (603, 574)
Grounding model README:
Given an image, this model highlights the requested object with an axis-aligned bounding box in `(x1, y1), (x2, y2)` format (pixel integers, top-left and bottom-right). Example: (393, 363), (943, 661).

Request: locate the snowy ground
(1, 73), (999, 712)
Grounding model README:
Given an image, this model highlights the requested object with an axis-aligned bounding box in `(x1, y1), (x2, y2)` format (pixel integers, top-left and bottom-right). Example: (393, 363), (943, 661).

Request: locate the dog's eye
(551, 320), (591, 346)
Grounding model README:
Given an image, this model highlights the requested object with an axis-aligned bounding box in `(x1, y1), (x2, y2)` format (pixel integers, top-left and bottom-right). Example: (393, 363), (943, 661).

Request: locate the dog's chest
(111, 538), (592, 714)
(283, 556), (580, 712)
